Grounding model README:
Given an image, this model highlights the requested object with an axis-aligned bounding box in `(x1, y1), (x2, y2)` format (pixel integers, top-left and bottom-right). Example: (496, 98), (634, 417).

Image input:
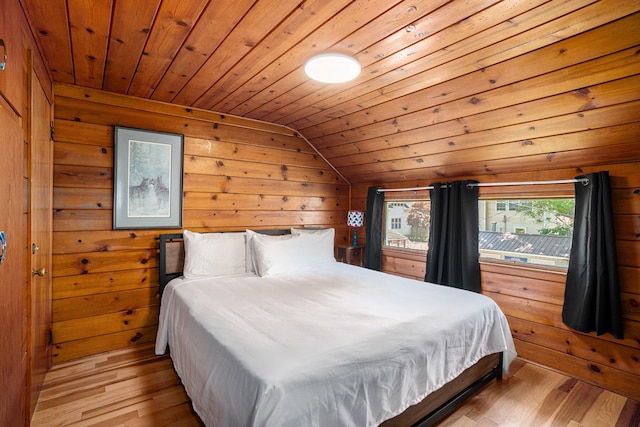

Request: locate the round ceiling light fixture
(304, 53), (361, 84)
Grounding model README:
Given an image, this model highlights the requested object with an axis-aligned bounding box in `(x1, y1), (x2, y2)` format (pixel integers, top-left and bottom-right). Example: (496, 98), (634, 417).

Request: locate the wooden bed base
(382, 352), (502, 426)
(158, 232), (503, 427)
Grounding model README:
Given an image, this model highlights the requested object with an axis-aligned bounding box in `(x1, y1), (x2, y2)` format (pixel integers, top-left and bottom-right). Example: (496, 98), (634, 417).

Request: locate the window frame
(379, 185), (575, 272)
(382, 192), (431, 252)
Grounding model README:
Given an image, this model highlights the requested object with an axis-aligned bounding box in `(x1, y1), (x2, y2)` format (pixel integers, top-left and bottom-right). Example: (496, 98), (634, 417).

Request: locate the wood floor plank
(615, 399), (640, 427)
(32, 344), (639, 426)
(549, 382), (605, 427)
(524, 387), (571, 427)
(77, 383), (188, 421)
(129, 403), (205, 427)
(582, 391), (628, 427)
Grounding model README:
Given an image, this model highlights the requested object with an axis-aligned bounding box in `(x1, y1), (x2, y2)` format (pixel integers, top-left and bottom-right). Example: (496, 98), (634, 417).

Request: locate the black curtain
(364, 186), (384, 271)
(562, 171), (624, 339)
(425, 180), (480, 292)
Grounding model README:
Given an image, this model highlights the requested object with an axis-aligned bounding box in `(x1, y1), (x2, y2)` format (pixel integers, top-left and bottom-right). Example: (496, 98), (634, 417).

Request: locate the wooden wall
(348, 14), (640, 402)
(51, 83), (350, 363)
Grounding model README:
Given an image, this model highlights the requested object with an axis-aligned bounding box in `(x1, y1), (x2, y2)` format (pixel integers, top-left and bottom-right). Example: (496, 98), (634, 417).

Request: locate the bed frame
(158, 232), (503, 427)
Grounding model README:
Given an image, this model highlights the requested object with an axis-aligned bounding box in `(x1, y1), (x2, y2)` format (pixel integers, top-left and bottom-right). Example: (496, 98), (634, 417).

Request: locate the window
(384, 197), (575, 268)
(384, 200), (430, 250)
(479, 198), (575, 268)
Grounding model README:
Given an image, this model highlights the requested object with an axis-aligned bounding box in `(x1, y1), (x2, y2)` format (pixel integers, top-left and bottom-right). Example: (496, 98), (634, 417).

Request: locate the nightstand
(336, 245), (365, 267)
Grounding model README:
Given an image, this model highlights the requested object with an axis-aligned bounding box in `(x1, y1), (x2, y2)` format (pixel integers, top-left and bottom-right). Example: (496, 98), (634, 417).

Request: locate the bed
(155, 229), (516, 426)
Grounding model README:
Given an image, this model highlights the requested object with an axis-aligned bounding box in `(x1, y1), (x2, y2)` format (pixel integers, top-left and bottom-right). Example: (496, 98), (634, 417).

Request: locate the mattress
(156, 261), (516, 427)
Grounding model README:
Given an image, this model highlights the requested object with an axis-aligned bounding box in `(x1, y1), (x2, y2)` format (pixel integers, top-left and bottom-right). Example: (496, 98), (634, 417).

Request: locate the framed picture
(113, 126), (183, 229)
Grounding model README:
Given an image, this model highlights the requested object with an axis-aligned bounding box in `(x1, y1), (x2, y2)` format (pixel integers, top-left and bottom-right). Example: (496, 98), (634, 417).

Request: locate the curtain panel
(425, 181), (480, 292)
(562, 171), (624, 339)
(364, 187), (384, 271)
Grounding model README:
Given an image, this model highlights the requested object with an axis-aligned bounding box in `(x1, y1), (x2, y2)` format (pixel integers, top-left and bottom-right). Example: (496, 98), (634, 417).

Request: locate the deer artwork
(129, 177), (153, 211)
(152, 176), (170, 211)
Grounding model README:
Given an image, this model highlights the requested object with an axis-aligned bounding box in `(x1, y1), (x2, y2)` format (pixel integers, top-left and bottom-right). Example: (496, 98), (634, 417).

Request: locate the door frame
(27, 61), (53, 419)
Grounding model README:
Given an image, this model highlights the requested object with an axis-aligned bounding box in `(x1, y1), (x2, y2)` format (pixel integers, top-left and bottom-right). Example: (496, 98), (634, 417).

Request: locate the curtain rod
(376, 178), (589, 193)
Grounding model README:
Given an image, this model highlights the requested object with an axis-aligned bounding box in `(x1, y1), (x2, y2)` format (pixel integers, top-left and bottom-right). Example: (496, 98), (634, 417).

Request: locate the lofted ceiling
(20, 0), (640, 184)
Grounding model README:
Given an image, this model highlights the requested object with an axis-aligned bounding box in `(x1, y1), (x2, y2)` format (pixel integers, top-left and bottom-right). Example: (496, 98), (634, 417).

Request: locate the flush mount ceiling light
(304, 53), (361, 83)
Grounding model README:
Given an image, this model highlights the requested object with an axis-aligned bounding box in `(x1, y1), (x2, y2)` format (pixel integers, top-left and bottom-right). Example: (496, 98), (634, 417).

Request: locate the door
(28, 69), (52, 415)
(0, 80), (28, 427)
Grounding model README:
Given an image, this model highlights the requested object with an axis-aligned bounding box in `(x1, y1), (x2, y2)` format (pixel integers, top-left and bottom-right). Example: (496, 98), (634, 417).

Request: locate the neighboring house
(478, 231), (572, 267)
(479, 200), (545, 234)
(386, 202), (413, 237)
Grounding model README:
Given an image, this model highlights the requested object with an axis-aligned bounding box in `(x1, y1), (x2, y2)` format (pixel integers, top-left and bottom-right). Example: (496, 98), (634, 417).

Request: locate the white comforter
(156, 262), (516, 427)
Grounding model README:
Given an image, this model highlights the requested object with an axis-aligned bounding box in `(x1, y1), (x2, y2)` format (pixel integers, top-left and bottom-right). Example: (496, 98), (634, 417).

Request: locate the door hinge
(50, 121), (54, 141)
(47, 328), (53, 345)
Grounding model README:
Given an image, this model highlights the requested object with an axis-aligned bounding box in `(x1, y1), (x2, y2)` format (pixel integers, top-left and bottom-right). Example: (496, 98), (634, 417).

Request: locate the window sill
(382, 246), (426, 260)
(383, 246), (567, 276)
(479, 258), (567, 276)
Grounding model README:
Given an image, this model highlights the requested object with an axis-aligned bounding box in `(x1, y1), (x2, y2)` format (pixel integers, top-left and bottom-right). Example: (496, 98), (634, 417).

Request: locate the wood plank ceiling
(20, 0), (640, 184)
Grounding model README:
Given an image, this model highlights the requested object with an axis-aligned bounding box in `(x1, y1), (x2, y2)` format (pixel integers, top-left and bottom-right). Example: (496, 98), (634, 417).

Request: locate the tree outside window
(406, 202), (431, 242)
(515, 199), (575, 236)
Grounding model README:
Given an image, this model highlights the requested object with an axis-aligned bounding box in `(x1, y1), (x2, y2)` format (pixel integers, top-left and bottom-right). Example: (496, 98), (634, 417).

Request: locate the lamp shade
(304, 53), (361, 83)
(347, 210), (364, 228)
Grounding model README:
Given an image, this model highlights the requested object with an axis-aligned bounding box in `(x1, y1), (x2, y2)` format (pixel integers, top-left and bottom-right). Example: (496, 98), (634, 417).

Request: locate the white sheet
(156, 262), (516, 427)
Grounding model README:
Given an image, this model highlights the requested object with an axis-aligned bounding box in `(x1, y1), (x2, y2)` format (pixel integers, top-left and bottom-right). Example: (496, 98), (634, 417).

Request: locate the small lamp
(347, 210), (364, 246)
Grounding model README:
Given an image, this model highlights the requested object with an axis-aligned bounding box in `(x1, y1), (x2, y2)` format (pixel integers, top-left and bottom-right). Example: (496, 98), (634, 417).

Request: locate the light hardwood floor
(31, 344), (640, 427)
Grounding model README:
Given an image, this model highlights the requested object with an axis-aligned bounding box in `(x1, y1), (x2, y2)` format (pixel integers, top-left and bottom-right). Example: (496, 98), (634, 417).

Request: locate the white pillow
(244, 229), (258, 273)
(290, 227), (333, 236)
(253, 229), (336, 276)
(245, 229), (295, 273)
(183, 230), (246, 278)
(290, 227), (336, 264)
(251, 233), (302, 276)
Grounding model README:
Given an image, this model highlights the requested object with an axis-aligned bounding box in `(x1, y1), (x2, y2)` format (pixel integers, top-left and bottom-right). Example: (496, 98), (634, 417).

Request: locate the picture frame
(113, 126), (183, 229)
